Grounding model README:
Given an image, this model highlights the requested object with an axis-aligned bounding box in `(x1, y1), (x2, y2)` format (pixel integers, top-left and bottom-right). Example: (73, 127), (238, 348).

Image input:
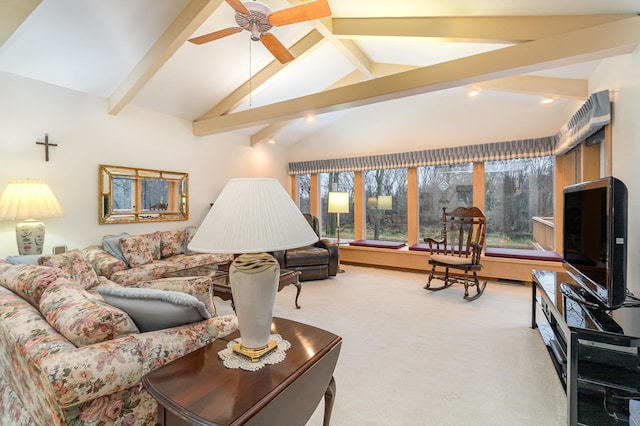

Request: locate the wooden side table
(142, 317), (342, 426)
(162, 265), (303, 309)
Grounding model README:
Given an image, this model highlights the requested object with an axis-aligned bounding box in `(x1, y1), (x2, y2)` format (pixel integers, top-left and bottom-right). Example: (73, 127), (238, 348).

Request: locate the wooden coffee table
(163, 265), (303, 309)
(142, 317), (342, 426)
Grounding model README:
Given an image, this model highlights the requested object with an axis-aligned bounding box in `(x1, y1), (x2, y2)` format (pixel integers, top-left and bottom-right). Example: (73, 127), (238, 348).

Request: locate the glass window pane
(364, 168), (408, 242)
(297, 174), (310, 213)
(319, 172), (354, 240)
(418, 163), (473, 239)
(485, 157), (554, 250)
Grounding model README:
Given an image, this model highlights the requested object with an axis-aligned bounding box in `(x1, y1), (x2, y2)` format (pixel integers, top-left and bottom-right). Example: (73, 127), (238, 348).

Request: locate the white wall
(0, 72), (289, 258)
(590, 48), (640, 297)
(288, 86), (582, 162)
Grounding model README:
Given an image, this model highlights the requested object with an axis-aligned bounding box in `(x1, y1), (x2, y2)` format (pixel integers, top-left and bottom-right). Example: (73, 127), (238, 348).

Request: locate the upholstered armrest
(82, 245), (127, 278)
(39, 336), (143, 407)
(135, 276), (216, 316)
(135, 314), (238, 373)
(38, 313), (238, 407)
(315, 239), (339, 276)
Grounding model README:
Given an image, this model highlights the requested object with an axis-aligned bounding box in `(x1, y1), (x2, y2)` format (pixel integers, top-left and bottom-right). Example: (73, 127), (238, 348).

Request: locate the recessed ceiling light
(267, 139), (275, 144)
(541, 97), (555, 104)
(306, 114), (315, 123)
(468, 87), (480, 97)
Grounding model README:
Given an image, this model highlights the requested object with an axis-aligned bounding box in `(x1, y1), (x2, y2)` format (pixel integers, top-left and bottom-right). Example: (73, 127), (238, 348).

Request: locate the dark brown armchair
(271, 214), (339, 281)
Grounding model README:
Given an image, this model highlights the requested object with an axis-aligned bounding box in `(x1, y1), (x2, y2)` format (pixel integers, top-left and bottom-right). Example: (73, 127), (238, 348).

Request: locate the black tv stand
(532, 269), (640, 425)
(559, 282), (604, 310)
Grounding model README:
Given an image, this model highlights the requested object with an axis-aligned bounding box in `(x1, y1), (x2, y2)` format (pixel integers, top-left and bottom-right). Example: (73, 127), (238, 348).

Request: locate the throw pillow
(5, 255), (42, 265)
(142, 232), (162, 261)
(119, 235), (154, 267)
(39, 280), (139, 346)
(101, 232), (130, 266)
(184, 226), (198, 254)
(38, 249), (100, 289)
(96, 286), (211, 332)
(159, 228), (186, 258)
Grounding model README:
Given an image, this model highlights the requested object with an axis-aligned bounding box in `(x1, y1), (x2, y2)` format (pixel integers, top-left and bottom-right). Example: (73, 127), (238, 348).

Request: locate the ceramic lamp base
(16, 220), (45, 255)
(229, 253), (280, 363)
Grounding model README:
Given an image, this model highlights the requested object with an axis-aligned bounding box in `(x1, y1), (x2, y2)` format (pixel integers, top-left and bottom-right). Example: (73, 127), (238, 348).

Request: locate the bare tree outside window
(485, 156), (554, 249)
(319, 172), (354, 239)
(297, 174), (311, 213)
(364, 168), (408, 241)
(418, 163), (473, 239)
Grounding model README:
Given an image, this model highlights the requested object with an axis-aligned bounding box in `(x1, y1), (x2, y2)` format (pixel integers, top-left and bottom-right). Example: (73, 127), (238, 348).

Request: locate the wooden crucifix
(35, 133), (58, 161)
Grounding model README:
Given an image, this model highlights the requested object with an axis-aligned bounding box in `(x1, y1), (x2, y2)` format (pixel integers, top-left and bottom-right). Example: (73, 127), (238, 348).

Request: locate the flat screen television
(562, 176), (627, 310)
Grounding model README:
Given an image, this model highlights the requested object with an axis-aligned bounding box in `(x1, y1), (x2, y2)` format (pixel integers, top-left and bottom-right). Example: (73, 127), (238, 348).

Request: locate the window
(364, 168), (407, 241)
(297, 174), (311, 213)
(417, 163), (473, 239)
(319, 172), (354, 240)
(485, 157), (554, 249)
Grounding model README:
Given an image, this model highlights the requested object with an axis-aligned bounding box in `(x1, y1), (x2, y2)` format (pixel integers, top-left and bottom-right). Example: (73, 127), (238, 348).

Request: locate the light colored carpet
(217, 265), (567, 426)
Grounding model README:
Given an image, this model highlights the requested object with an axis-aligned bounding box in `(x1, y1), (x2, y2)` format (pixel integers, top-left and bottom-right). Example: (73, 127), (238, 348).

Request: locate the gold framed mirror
(99, 165), (188, 224)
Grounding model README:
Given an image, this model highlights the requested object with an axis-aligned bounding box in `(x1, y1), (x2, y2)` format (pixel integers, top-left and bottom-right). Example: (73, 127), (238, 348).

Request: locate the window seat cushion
(349, 240), (407, 249)
(409, 244), (562, 262)
(484, 248), (562, 262)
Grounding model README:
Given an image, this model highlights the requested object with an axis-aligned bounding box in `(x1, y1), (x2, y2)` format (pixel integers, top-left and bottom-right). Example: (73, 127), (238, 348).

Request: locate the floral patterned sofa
(0, 248), (238, 425)
(82, 227), (232, 286)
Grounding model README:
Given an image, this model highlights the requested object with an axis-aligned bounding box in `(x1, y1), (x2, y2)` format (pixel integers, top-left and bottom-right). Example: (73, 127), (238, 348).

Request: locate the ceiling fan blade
(188, 27), (243, 44)
(225, 0), (249, 15)
(261, 33), (295, 64)
(268, 0), (331, 26)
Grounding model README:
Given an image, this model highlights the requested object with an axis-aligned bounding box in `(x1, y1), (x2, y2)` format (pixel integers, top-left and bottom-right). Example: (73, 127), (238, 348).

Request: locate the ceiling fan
(189, 0), (331, 64)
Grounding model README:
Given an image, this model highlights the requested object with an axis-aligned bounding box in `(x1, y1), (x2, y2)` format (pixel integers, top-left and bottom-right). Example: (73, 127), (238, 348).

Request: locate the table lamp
(327, 192), (349, 244)
(188, 178), (318, 362)
(377, 195), (392, 211)
(0, 180), (64, 255)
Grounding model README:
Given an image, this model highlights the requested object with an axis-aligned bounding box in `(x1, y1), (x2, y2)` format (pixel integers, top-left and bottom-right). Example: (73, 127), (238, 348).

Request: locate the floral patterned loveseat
(81, 227), (233, 286)
(0, 251), (238, 425)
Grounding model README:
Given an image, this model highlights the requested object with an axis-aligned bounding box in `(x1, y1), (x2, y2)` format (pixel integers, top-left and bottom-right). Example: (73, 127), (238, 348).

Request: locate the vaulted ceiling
(1, 0), (639, 146)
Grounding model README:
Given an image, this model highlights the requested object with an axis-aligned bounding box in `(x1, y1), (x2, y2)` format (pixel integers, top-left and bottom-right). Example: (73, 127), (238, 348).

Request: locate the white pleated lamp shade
(0, 181), (64, 220)
(328, 192), (349, 214)
(188, 178), (318, 253)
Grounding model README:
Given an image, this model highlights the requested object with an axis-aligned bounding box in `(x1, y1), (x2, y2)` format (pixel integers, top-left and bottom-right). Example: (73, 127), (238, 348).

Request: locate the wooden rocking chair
(424, 206), (487, 301)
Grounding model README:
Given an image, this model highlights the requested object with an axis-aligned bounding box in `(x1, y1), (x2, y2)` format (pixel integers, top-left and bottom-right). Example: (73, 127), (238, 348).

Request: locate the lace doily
(218, 334), (291, 371)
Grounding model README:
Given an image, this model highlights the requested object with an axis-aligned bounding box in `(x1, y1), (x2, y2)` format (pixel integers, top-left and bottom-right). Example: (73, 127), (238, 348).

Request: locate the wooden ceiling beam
(108, 0), (224, 115)
(250, 69), (367, 146)
(477, 76), (588, 100)
(193, 16), (640, 136)
(332, 15), (635, 43)
(0, 0), (41, 48)
(286, 1), (374, 77)
(198, 29), (325, 120)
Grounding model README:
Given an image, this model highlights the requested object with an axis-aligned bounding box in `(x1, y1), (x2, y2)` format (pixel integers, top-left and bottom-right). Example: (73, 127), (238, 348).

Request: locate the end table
(143, 317), (342, 426)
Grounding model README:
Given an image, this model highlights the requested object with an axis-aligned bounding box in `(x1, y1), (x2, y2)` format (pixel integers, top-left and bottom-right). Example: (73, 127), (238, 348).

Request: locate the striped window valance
(554, 90), (610, 154)
(288, 90), (610, 175)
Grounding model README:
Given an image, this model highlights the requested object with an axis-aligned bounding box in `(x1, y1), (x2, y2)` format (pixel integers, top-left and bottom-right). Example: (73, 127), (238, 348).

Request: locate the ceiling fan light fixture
(235, 1), (272, 41)
(249, 22), (261, 41)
